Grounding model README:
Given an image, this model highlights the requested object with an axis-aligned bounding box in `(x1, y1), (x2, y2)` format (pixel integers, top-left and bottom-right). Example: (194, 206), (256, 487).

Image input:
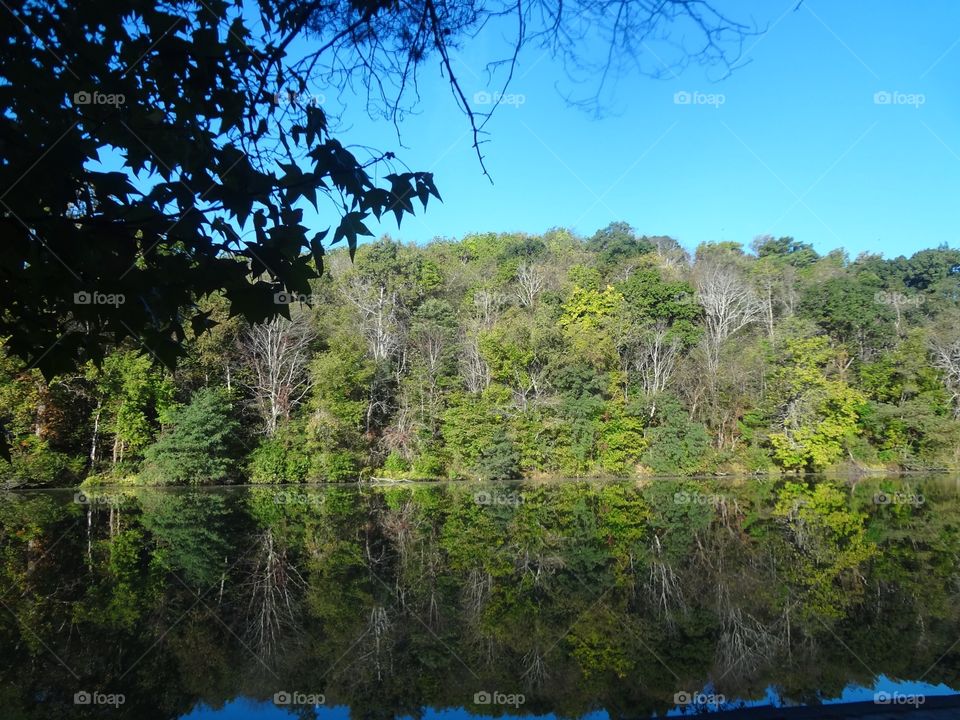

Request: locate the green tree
(141, 388), (240, 484)
(767, 337), (867, 471)
(88, 350), (175, 469)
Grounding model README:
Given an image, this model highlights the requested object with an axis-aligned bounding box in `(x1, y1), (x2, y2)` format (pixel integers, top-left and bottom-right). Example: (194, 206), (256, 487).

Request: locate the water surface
(3, 476), (960, 718)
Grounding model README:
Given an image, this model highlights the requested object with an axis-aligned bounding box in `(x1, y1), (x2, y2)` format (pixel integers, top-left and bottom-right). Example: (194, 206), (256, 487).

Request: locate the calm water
(3, 476), (960, 719)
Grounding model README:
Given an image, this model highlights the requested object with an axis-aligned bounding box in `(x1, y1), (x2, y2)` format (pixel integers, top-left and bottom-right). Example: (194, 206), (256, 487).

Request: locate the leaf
(310, 229), (329, 275)
(332, 212), (373, 260)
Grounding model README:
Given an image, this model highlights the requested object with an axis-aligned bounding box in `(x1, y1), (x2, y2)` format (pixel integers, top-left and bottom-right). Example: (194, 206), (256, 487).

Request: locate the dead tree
(696, 261), (760, 379)
(240, 314), (317, 435)
(932, 335), (960, 418)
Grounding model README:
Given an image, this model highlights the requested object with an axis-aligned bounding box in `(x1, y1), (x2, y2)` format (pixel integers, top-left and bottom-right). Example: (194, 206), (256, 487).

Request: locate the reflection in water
(2, 477), (960, 718)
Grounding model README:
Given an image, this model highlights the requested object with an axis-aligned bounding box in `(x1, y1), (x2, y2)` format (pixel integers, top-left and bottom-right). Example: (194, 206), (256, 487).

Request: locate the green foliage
(560, 284), (623, 368)
(442, 390), (516, 479)
(596, 404), (646, 475)
(641, 400), (709, 475)
(90, 350), (175, 465)
(473, 429), (521, 480)
(141, 388), (240, 485)
(586, 221), (653, 268)
(317, 451), (363, 482)
(5, 478), (960, 714)
(4, 224), (960, 484)
(753, 235), (819, 268)
(308, 342), (374, 455)
(0, 436), (85, 487)
(772, 481), (876, 620)
(767, 337), (867, 471)
(249, 421), (311, 483)
(800, 276), (894, 360)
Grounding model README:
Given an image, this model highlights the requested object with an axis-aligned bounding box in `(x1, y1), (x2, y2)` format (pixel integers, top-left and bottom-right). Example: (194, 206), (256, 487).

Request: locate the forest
(2, 223), (960, 487)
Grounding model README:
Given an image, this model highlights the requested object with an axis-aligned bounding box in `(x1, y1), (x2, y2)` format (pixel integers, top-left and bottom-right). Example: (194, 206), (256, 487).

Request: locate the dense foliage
(2, 224), (959, 485)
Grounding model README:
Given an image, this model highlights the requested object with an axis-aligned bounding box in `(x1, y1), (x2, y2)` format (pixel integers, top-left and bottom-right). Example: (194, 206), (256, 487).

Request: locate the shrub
(249, 421), (310, 483)
(0, 436), (84, 487)
(316, 451), (362, 482)
(382, 452), (410, 475)
(641, 402), (709, 475)
(473, 429), (521, 480)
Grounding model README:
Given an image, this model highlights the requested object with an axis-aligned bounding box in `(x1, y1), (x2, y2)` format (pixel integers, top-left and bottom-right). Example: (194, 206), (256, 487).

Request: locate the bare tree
(410, 319), (449, 383)
(241, 529), (305, 658)
(931, 335), (960, 418)
(461, 333), (491, 394)
(241, 314), (317, 435)
(459, 289), (507, 393)
(472, 289), (508, 330)
(292, 0), (756, 177)
(342, 275), (405, 363)
(696, 261), (761, 378)
(514, 262), (546, 308)
(627, 321), (685, 399)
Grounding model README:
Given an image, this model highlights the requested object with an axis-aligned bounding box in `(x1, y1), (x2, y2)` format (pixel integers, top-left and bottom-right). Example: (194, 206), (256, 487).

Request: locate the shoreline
(5, 467), (957, 492)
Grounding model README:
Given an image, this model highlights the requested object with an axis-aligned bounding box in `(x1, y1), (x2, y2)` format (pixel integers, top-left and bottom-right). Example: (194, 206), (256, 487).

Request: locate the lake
(3, 476), (960, 719)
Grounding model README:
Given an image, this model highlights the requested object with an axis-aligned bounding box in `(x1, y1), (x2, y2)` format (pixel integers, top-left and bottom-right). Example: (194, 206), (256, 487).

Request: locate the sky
(289, 0), (960, 259)
(180, 676), (960, 717)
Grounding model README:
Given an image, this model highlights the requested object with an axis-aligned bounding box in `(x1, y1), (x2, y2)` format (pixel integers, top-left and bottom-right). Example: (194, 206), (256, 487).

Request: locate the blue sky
(292, 0), (960, 259)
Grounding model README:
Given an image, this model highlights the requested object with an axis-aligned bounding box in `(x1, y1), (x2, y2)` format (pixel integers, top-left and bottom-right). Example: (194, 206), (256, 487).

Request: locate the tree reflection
(0, 478), (959, 718)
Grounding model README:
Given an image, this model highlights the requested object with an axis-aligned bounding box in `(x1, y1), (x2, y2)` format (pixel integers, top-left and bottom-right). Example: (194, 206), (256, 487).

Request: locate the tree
(88, 350), (174, 467)
(586, 221), (653, 274)
(800, 276), (894, 363)
(240, 314), (317, 436)
(0, 0), (439, 379)
(640, 398), (709, 475)
(695, 253), (760, 378)
(141, 387), (240, 484)
(559, 284), (623, 369)
(616, 267), (701, 402)
(751, 235), (819, 269)
(767, 337), (867, 472)
(514, 262), (547, 308)
(306, 339), (375, 480)
(1, 0), (752, 376)
(931, 330), (960, 419)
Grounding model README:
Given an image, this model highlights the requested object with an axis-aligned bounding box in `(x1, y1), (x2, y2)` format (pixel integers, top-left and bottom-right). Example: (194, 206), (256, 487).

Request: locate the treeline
(2, 223), (960, 485)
